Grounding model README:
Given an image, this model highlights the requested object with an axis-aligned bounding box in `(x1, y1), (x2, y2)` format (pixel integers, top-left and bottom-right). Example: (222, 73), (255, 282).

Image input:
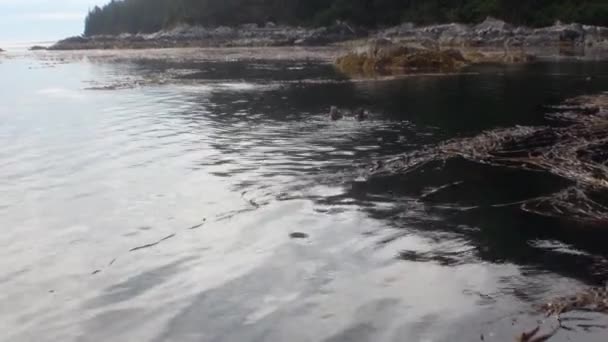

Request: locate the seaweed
(369, 92), (608, 223)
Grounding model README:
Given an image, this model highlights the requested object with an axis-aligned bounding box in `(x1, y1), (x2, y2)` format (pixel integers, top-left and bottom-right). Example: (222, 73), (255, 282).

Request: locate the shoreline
(49, 18), (608, 53)
(9, 46), (348, 64)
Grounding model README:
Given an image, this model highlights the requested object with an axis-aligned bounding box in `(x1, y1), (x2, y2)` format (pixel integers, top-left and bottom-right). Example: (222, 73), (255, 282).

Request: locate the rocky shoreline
(49, 18), (608, 52)
(380, 17), (608, 49)
(49, 22), (364, 50)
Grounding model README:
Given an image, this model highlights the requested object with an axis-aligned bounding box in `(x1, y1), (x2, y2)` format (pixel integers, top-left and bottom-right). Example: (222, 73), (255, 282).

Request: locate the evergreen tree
(83, 0), (608, 36)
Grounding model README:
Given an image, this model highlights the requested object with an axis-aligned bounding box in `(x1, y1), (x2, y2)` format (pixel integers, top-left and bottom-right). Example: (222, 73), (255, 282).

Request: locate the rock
(355, 108), (368, 121)
(241, 23), (258, 31)
(29, 46), (47, 51)
(336, 37), (538, 76)
(355, 38), (410, 58)
(329, 106), (342, 120)
(297, 22), (365, 46)
(48, 20), (608, 52)
(336, 39), (468, 75)
(52, 23), (366, 50)
(558, 23), (585, 44)
(381, 22), (415, 37)
(0, 48), (4, 52)
(420, 23), (470, 41)
(376, 20), (608, 50)
(470, 17), (514, 45)
(49, 35), (92, 50)
(462, 49), (535, 64)
(584, 25), (608, 47)
(526, 23), (585, 46)
(437, 24), (472, 46)
(475, 16), (513, 33)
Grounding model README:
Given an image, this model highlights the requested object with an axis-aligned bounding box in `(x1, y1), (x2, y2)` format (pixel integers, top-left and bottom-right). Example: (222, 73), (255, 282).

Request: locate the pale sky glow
(0, 0), (108, 43)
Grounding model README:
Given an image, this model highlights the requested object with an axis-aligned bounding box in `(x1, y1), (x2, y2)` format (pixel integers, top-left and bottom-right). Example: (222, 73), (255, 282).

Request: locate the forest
(84, 0), (608, 36)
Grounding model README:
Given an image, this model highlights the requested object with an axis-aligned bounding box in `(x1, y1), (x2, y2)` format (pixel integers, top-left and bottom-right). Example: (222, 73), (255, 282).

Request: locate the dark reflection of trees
(343, 157), (608, 287)
(346, 62), (608, 134)
(131, 58), (608, 287)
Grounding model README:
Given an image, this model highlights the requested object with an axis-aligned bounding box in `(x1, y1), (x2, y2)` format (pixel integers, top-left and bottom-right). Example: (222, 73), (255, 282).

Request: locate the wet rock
(289, 232), (309, 239)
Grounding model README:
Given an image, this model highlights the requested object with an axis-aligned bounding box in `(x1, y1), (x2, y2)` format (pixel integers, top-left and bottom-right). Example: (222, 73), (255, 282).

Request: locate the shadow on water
(352, 159), (608, 284)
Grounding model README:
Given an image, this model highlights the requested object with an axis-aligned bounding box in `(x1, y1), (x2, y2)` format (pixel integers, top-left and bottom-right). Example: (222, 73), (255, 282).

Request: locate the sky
(0, 0), (108, 43)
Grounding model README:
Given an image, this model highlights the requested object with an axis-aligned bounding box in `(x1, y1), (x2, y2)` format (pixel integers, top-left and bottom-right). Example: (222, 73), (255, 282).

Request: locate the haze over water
(1, 49), (608, 341)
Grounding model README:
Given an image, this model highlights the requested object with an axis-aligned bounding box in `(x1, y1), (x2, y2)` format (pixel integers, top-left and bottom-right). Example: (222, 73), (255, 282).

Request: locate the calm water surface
(1, 49), (608, 341)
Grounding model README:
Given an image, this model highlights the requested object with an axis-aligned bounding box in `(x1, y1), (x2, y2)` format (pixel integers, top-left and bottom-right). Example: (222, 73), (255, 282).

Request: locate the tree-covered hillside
(84, 0), (608, 36)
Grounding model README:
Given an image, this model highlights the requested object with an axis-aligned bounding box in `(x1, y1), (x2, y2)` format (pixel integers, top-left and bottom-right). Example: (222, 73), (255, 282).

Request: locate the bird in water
(329, 106), (342, 121)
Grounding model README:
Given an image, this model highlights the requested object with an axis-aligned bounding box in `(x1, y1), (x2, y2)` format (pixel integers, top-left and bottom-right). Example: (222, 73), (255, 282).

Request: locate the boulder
(528, 23), (585, 46)
(470, 17), (514, 45)
(584, 25), (608, 47)
(437, 24), (473, 46)
(474, 17), (513, 33)
(380, 22), (416, 37)
(557, 23), (585, 44)
(421, 23), (471, 40)
(295, 23), (365, 46)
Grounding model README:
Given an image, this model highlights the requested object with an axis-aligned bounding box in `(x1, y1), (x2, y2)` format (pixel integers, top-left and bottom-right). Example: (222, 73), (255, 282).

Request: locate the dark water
(1, 50), (608, 342)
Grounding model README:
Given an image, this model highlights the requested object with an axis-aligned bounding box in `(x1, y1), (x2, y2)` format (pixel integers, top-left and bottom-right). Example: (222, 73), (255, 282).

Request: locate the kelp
(542, 287), (608, 317)
(369, 92), (608, 223)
